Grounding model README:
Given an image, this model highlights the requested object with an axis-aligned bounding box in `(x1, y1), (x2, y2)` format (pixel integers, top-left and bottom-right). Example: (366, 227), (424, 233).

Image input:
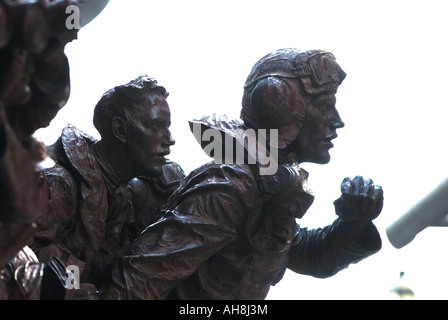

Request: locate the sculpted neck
(95, 139), (135, 184)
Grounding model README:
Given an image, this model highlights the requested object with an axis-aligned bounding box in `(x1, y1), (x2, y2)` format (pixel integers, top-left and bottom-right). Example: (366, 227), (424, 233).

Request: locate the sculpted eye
(144, 120), (164, 130)
(320, 104), (331, 113)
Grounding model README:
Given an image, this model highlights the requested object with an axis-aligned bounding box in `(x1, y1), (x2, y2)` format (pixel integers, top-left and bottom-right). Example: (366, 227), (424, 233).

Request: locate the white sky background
(36, 0), (448, 299)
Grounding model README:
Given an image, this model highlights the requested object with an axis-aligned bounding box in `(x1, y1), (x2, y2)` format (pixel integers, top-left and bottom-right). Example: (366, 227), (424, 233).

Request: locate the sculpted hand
(333, 176), (383, 223)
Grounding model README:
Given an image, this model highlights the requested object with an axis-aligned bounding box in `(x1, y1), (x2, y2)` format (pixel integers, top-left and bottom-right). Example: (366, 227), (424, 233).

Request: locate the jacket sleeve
(100, 164), (258, 300)
(287, 218), (382, 278)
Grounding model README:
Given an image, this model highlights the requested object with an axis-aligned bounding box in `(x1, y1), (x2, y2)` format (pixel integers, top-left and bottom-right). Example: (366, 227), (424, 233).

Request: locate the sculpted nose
(330, 119), (345, 130)
(164, 131), (175, 147)
(169, 134), (175, 146)
(330, 110), (345, 130)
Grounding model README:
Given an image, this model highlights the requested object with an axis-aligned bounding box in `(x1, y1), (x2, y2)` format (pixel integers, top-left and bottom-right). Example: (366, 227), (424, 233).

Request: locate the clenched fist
(333, 176), (383, 223)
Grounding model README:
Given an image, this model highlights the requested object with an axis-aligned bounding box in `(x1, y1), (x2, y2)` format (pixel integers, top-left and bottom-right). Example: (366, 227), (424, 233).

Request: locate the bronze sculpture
(0, 1), (385, 301)
(0, 0), (79, 299)
(29, 75), (184, 299)
(98, 49), (384, 300)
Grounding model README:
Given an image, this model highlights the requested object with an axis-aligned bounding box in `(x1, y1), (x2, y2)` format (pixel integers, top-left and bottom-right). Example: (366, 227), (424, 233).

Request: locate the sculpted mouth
(156, 149), (171, 156)
(322, 134), (338, 148)
(155, 150), (171, 162)
(158, 151), (170, 157)
(322, 134), (338, 143)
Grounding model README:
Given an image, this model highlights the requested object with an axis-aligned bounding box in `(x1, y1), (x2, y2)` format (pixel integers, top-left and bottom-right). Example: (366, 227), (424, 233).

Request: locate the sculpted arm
(288, 176), (383, 278)
(99, 165), (253, 300)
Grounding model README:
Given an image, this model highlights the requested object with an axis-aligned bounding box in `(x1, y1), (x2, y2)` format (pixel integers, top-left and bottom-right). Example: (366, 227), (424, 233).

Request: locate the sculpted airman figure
(30, 75), (184, 298)
(100, 49), (384, 300)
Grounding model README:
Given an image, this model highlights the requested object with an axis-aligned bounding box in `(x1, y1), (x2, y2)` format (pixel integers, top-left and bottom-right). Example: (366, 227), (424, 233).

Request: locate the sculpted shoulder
(173, 162), (261, 209)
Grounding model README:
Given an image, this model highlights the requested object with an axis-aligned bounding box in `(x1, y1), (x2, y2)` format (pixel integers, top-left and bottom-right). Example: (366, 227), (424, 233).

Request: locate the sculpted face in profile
(93, 76), (175, 181)
(126, 92), (174, 177)
(289, 92), (345, 164)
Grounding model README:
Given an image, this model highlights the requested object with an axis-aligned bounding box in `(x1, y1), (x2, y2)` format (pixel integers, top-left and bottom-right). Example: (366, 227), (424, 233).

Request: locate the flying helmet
(241, 48), (346, 149)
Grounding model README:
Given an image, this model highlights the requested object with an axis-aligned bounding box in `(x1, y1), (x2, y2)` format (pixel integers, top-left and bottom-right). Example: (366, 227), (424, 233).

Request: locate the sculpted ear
(112, 116), (127, 143)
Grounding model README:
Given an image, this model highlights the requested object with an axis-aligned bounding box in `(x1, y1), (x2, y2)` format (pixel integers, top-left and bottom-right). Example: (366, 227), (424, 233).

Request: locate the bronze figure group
(0, 0), (384, 300)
